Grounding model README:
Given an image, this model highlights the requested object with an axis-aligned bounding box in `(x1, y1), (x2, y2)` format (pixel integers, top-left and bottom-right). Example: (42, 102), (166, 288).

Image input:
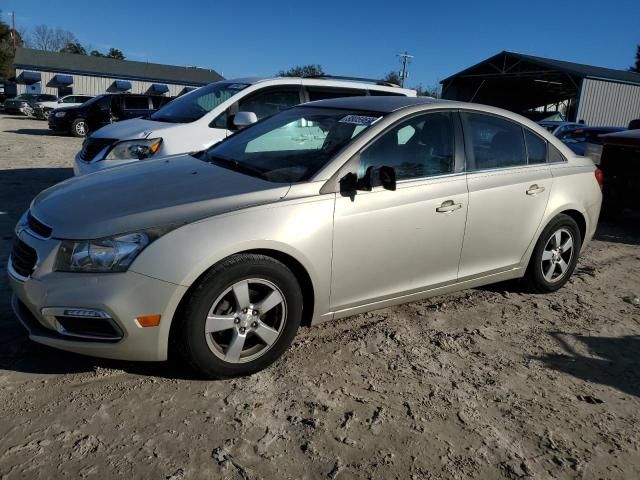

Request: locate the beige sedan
(8, 96), (602, 378)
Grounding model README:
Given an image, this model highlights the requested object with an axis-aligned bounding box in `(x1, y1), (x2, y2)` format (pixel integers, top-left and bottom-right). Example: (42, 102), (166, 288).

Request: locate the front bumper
(73, 152), (137, 176)
(8, 230), (188, 361)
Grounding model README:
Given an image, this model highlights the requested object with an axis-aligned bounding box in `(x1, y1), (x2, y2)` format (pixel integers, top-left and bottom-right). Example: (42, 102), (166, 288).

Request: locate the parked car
(9, 96), (602, 378)
(557, 126), (626, 155)
(32, 94), (94, 120)
(538, 121), (584, 137)
(4, 93), (58, 115)
(49, 93), (174, 137)
(585, 129), (640, 215)
(73, 76), (416, 175)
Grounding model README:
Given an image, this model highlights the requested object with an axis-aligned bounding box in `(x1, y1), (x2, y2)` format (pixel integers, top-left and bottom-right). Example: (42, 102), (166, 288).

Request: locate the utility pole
(8, 12), (16, 49)
(397, 51), (413, 87)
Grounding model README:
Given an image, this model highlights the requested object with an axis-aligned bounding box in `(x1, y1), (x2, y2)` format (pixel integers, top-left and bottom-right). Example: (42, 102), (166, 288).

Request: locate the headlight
(55, 227), (172, 273)
(104, 138), (163, 161)
(55, 111), (66, 118)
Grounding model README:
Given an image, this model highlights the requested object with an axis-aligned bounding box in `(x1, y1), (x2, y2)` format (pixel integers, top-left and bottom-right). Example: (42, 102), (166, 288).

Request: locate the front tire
(523, 214), (582, 293)
(71, 118), (88, 137)
(177, 254), (303, 379)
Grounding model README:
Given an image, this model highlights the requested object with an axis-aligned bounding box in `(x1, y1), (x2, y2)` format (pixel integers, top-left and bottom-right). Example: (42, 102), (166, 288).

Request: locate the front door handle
(526, 184), (546, 195)
(436, 200), (462, 213)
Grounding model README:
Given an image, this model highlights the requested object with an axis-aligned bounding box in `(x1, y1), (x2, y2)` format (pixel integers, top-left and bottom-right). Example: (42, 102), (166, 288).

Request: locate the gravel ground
(1, 114), (639, 479)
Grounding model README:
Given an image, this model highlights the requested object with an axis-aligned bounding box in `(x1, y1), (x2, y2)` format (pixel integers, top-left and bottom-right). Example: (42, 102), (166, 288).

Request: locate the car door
(87, 95), (113, 131)
(330, 111), (468, 311)
(458, 111), (552, 280)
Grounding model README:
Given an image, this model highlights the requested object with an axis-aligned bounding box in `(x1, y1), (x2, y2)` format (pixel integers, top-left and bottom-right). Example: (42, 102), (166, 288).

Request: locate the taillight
(594, 168), (604, 191)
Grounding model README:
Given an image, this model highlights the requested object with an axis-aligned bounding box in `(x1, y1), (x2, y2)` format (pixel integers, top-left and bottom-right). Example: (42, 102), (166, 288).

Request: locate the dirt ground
(0, 114), (639, 480)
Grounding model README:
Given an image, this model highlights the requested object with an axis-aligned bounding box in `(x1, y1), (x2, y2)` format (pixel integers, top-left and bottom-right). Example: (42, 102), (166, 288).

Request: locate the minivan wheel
(177, 254), (303, 378)
(71, 118), (88, 137)
(523, 214), (582, 293)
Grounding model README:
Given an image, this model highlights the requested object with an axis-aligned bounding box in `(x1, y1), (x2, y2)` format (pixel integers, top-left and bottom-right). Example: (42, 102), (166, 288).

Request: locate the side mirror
(339, 165), (397, 198)
(357, 165), (397, 192)
(233, 111), (258, 129)
(378, 165), (397, 191)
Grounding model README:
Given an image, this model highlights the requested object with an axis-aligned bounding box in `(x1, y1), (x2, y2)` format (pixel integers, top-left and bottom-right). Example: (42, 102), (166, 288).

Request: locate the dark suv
(4, 94), (58, 115)
(48, 93), (174, 137)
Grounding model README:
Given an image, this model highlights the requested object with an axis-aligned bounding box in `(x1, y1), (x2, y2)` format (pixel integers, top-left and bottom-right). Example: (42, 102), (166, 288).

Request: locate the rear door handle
(436, 200), (462, 213)
(526, 184), (546, 195)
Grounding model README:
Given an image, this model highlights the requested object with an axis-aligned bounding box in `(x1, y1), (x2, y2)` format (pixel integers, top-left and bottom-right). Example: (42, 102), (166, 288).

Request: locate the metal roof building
(13, 47), (224, 97)
(441, 51), (640, 127)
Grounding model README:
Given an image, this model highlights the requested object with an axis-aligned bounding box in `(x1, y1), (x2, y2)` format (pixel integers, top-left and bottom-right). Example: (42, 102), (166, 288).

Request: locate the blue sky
(3, 0), (639, 88)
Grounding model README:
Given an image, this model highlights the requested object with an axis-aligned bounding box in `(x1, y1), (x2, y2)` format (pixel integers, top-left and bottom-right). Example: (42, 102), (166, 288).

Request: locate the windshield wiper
(206, 155), (268, 180)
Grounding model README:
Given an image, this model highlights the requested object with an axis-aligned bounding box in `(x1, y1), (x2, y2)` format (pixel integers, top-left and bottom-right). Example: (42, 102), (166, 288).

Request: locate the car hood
(52, 105), (82, 113)
(91, 117), (182, 140)
(30, 154), (290, 239)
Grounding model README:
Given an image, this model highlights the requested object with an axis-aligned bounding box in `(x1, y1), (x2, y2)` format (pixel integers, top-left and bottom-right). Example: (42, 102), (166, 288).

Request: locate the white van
(73, 76), (416, 175)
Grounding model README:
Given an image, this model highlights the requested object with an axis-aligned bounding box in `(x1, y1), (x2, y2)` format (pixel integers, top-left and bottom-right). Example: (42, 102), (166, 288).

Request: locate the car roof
(223, 76), (415, 94)
(303, 96), (447, 113)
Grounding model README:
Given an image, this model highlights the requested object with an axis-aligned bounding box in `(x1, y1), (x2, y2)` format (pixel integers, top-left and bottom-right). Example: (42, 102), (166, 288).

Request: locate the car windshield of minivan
(201, 106), (382, 183)
(151, 82), (250, 123)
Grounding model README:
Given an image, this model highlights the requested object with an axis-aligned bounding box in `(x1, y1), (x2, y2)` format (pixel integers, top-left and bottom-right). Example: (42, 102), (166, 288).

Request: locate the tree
(278, 64), (324, 77)
(60, 42), (87, 55)
(27, 24), (78, 52)
(630, 45), (640, 73)
(383, 71), (401, 85)
(0, 18), (23, 79)
(106, 48), (125, 60)
(90, 47), (125, 60)
(414, 84), (441, 98)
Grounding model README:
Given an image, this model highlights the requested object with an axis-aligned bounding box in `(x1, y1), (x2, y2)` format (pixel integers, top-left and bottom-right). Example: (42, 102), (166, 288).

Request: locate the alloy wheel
(76, 121), (87, 136)
(541, 227), (574, 283)
(204, 278), (286, 363)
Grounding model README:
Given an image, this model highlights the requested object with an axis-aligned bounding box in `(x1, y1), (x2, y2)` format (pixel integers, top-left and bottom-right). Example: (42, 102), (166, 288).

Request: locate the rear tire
(177, 254), (303, 379)
(71, 118), (88, 137)
(523, 214), (582, 293)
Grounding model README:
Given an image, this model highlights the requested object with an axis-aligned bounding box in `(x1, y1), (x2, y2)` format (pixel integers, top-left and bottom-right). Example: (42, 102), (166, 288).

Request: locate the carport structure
(441, 51), (640, 127)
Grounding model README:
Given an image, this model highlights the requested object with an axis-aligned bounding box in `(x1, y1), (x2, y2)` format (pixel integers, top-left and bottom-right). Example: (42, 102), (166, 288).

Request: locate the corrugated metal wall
(16, 68), (197, 97)
(578, 78), (640, 127)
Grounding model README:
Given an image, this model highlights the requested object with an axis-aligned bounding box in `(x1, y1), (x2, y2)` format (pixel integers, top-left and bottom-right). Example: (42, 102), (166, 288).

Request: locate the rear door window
(462, 112), (526, 170)
(306, 87), (367, 101)
(124, 96), (151, 110)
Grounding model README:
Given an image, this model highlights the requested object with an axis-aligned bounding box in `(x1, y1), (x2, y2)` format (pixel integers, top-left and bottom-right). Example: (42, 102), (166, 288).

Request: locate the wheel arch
(168, 248), (317, 356)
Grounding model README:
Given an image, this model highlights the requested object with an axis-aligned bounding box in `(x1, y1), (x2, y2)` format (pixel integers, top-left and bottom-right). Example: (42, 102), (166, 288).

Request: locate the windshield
(150, 82), (250, 123)
(81, 94), (108, 107)
(201, 106), (382, 183)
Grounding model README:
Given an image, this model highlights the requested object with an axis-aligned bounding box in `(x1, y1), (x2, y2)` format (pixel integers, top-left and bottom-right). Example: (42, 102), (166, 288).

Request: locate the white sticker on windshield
(228, 83), (249, 90)
(339, 115), (380, 125)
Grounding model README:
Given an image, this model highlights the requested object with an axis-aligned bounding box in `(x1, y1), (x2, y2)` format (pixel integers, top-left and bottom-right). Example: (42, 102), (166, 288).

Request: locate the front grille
(27, 211), (53, 238)
(10, 237), (37, 278)
(55, 316), (122, 340)
(79, 138), (117, 161)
